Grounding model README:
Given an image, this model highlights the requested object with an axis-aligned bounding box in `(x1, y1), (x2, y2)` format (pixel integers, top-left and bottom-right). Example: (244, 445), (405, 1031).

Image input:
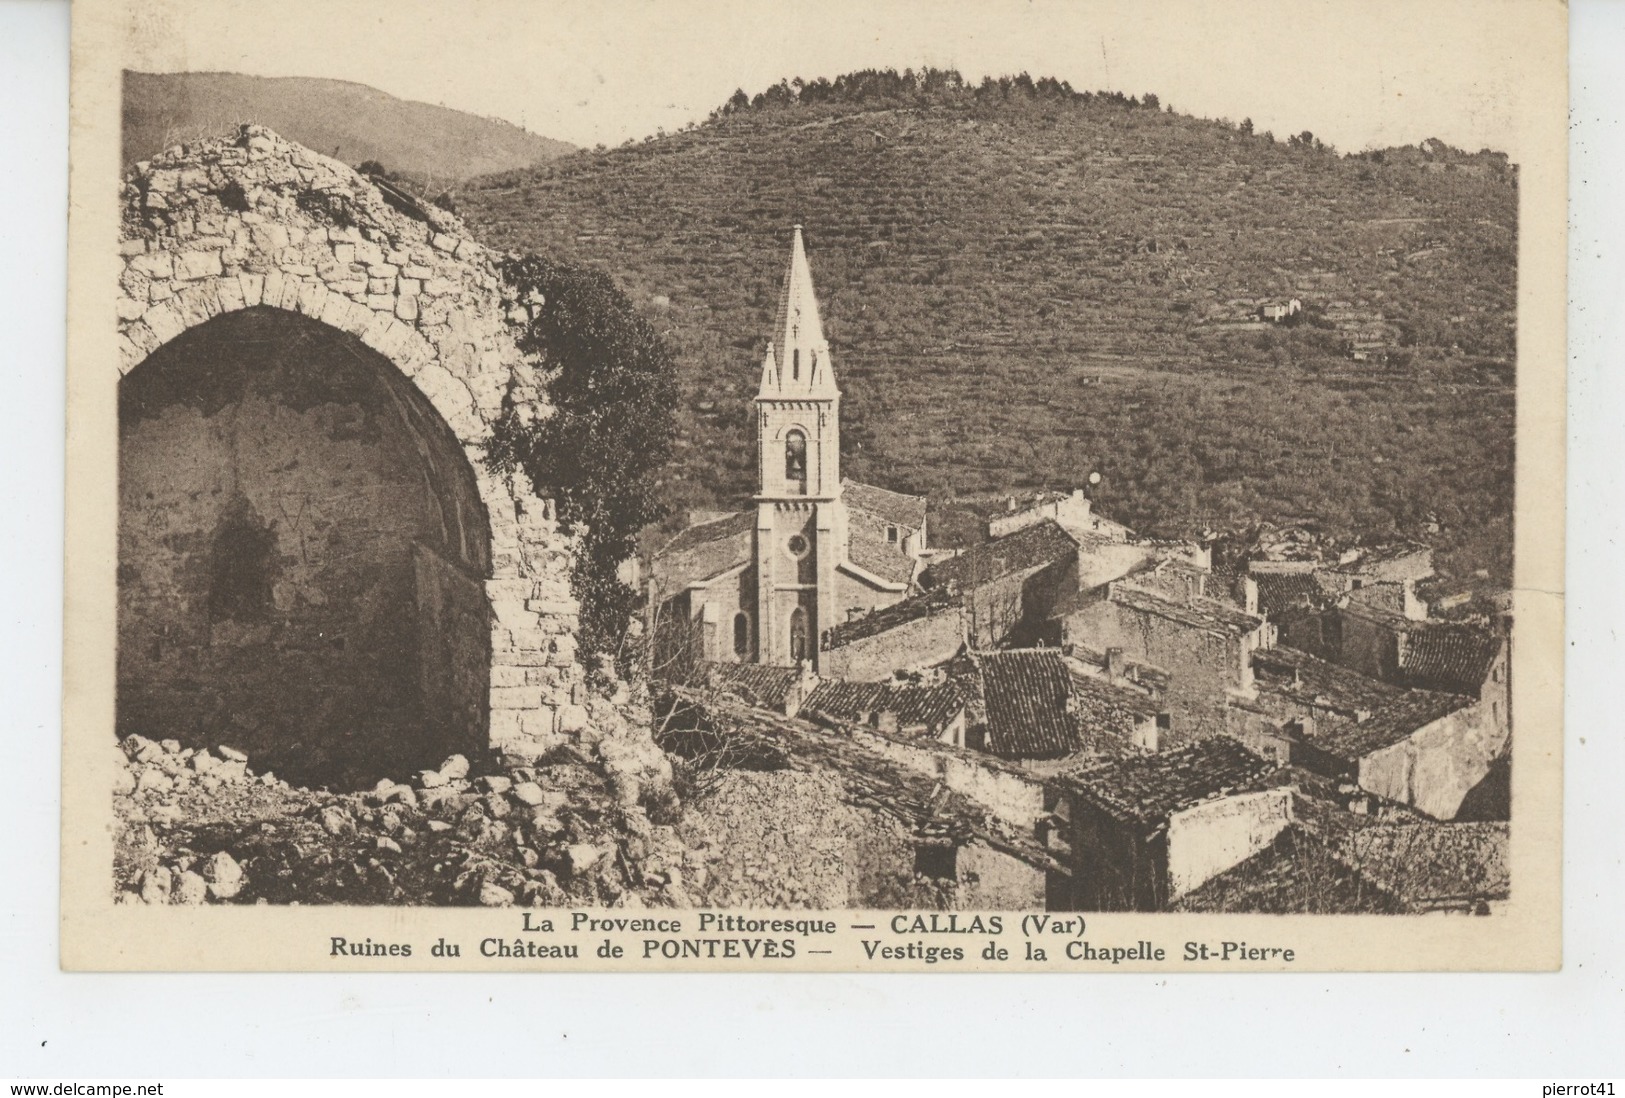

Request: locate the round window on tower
(786, 534), (810, 560)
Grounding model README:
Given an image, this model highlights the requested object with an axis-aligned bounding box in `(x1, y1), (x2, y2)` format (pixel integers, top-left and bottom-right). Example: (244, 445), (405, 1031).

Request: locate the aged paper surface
(63, 0), (1566, 971)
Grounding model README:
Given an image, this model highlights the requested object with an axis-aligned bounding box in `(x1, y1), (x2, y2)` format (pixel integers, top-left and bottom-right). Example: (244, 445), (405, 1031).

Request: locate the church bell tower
(753, 225), (843, 668)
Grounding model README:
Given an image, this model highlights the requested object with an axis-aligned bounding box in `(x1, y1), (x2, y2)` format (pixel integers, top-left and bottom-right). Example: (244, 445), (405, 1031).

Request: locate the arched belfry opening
(118, 306), (493, 787)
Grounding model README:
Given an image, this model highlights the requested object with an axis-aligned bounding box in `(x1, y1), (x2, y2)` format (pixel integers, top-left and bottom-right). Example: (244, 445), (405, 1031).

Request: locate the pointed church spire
(758, 225), (838, 398)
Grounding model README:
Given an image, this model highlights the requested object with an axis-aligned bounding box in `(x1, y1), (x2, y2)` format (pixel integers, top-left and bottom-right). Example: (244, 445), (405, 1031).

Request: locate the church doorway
(789, 606), (809, 663)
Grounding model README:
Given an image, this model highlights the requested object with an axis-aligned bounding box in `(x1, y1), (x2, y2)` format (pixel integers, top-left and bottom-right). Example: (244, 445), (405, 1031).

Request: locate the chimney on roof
(1006, 496), (1017, 513)
(1105, 647), (1126, 683)
(874, 709), (899, 734)
(1243, 576), (1259, 616)
(1289, 715), (1315, 740)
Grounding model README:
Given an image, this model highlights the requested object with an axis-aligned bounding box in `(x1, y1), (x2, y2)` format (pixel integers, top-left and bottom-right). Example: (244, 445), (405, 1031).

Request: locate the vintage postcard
(62, 0), (1566, 971)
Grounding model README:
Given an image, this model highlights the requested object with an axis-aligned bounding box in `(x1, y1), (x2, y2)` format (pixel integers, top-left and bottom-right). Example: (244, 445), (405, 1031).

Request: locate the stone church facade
(650, 227), (927, 673)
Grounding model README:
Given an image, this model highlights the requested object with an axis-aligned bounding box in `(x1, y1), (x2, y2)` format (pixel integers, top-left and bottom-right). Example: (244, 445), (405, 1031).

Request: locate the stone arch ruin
(116, 125), (583, 786)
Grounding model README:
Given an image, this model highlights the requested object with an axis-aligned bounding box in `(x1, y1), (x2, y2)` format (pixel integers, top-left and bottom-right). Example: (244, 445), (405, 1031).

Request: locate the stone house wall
(1358, 701), (1509, 821)
(822, 605), (966, 681)
(1337, 607), (1401, 681)
(962, 556), (1076, 649)
(1055, 799), (1164, 912)
(1165, 788), (1293, 898)
(1061, 595), (1253, 741)
(835, 721), (1048, 831)
(954, 841), (1048, 909)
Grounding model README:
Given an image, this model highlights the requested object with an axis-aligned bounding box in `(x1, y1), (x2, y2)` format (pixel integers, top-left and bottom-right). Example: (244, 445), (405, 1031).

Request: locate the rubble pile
(113, 719), (706, 908)
(677, 769), (959, 910)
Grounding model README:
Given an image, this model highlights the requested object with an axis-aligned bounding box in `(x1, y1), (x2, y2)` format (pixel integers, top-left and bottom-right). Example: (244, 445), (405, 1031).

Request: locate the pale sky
(124, 0), (1548, 158)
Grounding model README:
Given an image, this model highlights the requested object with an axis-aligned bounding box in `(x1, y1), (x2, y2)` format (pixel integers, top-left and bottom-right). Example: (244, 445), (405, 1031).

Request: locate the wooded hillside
(460, 71), (1517, 580)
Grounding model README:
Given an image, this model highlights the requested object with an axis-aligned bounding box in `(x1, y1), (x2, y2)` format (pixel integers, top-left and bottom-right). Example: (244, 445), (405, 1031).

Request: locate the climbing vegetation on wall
(490, 254), (679, 669)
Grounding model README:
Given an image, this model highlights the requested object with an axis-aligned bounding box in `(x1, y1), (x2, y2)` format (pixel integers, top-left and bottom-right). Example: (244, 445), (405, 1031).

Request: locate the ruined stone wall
(1057, 799), (1164, 912)
(117, 125), (589, 774)
(117, 308), (483, 784)
(413, 543), (492, 761)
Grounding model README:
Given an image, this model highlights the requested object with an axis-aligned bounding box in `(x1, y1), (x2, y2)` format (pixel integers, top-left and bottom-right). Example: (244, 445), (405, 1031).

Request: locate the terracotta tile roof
(1337, 597), (1422, 632)
(1254, 572), (1326, 616)
(1398, 624), (1503, 695)
(1252, 646), (1476, 760)
(1333, 820), (1509, 909)
(1069, 644), (1172, 695)
(801, 679), (965, 736)
(973, 649), (1079, 760)
(1055, 738), (1276, 825)
(842, 479), (928, 530)
(1066, 671), (1163, 735)
(823, 586), (962, 649)
(1171, 827), (1404, 914)
(699, 662), (801, 710)
(1311, 690), (1475, 761)
(1109, 582), (1266, 636)
(844, 526), (916, 585)
(1331, 541), (1432, 574)
(921, 519), (1079, 590)
(1252, 646), (1402, 716)
(657, 510), (754, 557)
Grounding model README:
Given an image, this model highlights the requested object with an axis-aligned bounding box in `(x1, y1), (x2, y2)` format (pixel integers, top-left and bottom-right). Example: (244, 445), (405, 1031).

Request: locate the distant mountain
(459, 71), (1518, 579)
(123, 71), (574, 183)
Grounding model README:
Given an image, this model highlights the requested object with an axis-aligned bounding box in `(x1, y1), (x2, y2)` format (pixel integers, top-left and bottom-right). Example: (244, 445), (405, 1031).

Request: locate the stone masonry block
(128, 252), (173, 279)
(359, 311), (409, 357)
(214, 273), (246, 313)
(117, 334), (144, 375)
(490, 666), (529, 689)
(141, 301), (185, 344)
(296, 279), (327, 317)
(489, 686), (546, 710)
(175, 282), (222, 329)
(174, 250), (224, 281)
(123, 320), (159, 360)
(261, 269), (286, 310)
(520, 707), (557, 738)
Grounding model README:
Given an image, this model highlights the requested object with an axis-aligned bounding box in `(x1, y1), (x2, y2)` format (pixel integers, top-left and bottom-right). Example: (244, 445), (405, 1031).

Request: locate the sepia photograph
(60, 0), (1566, 971)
